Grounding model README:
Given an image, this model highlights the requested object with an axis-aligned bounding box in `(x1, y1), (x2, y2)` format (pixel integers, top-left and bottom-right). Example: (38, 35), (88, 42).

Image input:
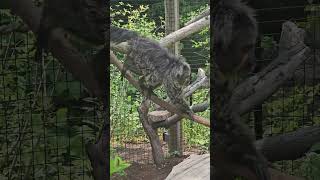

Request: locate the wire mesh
(248, 1), (320, 178)
(0, 10), (104, 179)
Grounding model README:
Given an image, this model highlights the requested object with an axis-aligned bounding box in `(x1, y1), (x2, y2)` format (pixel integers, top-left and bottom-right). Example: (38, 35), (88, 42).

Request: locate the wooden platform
(165, 154), (210, 180)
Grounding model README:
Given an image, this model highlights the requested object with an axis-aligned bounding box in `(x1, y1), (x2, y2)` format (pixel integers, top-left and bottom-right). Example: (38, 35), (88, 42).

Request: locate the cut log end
(148, 110), (171, 123)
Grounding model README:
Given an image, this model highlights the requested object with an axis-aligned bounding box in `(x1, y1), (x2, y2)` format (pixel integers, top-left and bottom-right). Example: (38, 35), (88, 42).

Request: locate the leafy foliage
(110, 148), (130, 176)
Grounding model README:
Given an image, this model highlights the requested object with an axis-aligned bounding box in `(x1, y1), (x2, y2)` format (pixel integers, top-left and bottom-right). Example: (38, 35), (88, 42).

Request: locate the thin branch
(153, 101), (209, 128)
(159, 15), (209, 47)
(184, 68), (209, 97)
(185, 8), (210, 26)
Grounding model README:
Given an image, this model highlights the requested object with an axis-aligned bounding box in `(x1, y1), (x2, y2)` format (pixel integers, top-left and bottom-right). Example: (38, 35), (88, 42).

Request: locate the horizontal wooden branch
(159, 15), (209, 47)
(110, 51), (210, 127)
(152, 101), (209, 128)
(256, 125), (320, 162)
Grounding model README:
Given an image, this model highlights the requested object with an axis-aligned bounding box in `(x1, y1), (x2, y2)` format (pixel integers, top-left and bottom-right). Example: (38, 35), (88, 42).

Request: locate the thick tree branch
(159, 15), (209, 47)
(235, 43), (310, 115)
(230, 21), (311, 115)
(138, 100), (164, 165)
(256, 125), (320, 162)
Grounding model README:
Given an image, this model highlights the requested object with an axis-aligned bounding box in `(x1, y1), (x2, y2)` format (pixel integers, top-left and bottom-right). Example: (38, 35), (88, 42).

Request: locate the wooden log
(165, 154), (210, 180)
(148, 110), (171, 123)
(256, 125), (320, 162)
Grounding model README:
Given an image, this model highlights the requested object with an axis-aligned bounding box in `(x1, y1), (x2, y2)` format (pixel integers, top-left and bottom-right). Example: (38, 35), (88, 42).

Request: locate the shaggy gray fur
(213, 0), (258, 74)
(110, 26), (139, 44)
(111, 26), (192, 114)
(213, 1), (270, 180)
(127, 38), (191, 113)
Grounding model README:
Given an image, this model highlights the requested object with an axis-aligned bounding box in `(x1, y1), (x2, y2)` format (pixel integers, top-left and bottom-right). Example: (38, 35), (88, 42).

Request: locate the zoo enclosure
(110, 0), (210, 164)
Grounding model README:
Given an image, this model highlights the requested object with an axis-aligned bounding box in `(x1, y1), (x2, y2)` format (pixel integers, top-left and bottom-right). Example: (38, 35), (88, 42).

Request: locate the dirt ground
(111, 155), (188, 180)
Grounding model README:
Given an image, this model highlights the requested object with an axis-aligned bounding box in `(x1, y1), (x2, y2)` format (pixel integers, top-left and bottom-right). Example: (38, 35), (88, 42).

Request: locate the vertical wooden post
(311, 5), (320, 45)
(164, 0), (183, 155)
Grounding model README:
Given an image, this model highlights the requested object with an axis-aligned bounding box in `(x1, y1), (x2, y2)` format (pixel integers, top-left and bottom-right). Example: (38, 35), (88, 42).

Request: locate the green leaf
(110, 156), (130, 176)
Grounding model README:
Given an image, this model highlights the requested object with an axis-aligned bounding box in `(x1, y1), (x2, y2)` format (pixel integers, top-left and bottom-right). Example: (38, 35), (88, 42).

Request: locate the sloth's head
(174, 57), (191, 86)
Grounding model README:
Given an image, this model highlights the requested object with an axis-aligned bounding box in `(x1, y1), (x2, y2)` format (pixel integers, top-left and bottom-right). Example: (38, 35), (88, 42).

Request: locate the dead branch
(159, 15), (209, 47)
(230, 21), (311, 115)
(184, 8), (210, 26)
(234, 43), (310, 115)
(152, 101), (209, 128)
(184, 68), (209, 97)
(110, 51), (210, 127)
(256, 125), (320, 162)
